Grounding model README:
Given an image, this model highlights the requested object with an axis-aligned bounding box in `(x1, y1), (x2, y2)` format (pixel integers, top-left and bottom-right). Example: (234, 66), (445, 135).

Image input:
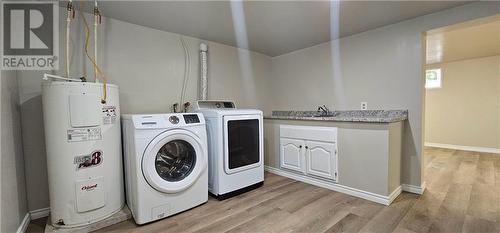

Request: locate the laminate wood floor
(27, 148), (500, 233)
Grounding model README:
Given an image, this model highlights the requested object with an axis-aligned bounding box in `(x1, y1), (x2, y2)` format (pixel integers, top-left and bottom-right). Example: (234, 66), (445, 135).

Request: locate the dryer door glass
(227, 119), (260, 169)
(155, 140), (197, 182)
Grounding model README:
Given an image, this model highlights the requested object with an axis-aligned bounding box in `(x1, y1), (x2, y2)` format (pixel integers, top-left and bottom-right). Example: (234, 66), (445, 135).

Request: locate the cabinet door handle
(305, 146), (309, 149)
(299, 145), (303, 148)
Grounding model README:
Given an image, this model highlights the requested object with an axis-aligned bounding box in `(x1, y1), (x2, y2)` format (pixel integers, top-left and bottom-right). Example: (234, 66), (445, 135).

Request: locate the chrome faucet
(317, 105), (330, 115)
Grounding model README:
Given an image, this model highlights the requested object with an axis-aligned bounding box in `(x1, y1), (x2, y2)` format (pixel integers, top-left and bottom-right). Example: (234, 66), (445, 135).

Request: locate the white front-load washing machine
(194, 101), (264, 200)
(122, 113), (208, 225)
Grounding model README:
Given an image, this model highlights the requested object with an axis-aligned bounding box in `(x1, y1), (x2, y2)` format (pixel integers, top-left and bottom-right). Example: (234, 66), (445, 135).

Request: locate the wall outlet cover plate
(361, 102), (368, 110)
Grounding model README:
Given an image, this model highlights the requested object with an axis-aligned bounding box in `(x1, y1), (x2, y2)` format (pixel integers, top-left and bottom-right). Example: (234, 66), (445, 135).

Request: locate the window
(425, 68), (442, 89)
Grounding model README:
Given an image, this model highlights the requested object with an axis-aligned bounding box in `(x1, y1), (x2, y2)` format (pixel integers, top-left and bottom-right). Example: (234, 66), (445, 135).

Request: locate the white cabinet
(280, 138), (305, 173)
(306, 141), (337, 180)
(279, 125), (338, 182)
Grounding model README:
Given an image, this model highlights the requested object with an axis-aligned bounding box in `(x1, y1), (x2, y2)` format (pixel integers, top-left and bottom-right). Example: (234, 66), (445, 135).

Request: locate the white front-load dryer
(194, 101), (264, 200)
(122, 113), (208, 225)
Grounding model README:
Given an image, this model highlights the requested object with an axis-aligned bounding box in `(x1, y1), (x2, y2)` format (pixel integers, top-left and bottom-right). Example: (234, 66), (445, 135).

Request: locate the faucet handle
(317, 105), (331, 115)
(321, 105), (330, 112)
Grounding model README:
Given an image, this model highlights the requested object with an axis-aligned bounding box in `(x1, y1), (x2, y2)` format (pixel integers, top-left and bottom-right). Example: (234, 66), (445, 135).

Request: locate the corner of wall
(1, 71), (30, 233)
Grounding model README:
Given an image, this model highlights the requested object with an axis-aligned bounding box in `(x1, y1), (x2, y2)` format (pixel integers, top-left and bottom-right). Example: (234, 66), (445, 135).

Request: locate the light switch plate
(361, 102), (368, 110)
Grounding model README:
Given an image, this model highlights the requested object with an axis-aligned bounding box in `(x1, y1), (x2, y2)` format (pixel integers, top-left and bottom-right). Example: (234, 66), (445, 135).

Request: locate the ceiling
(426, 18), (500, 64)
(76, 1), (472, 57)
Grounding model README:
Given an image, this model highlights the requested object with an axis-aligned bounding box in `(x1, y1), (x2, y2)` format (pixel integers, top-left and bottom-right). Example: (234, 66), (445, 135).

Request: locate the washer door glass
(155, 140), (196, 182)
(142, 129), (206, 193)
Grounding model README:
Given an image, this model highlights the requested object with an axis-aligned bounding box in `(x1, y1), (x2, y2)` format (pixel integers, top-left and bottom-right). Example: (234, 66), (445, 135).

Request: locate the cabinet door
(305, 140), (337, 180)
(280, 138), (305, 173)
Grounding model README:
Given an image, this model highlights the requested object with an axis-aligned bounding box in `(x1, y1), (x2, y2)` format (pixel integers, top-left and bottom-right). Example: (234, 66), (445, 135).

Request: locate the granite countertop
(266, 110), (408, 123)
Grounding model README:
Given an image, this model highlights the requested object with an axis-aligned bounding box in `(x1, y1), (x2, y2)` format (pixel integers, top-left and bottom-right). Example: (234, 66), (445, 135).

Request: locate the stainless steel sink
(313, 113), (337, 117)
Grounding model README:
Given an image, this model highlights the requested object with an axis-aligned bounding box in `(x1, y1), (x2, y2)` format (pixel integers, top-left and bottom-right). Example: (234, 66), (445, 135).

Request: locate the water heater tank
(42, 81), (124, 228)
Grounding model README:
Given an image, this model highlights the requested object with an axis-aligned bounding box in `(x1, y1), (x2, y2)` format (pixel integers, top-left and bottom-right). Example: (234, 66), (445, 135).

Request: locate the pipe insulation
(180, 36), (190, 108)
(65, 1), (72, 78)
(66, 16), (70, 78)
(94, 5), (98, 82)
(199, 43), (208, 100)
(94, 0), (100, 83)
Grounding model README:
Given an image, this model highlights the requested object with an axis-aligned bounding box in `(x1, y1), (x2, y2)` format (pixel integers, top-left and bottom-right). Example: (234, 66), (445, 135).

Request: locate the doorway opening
(422, 15), (500, 193)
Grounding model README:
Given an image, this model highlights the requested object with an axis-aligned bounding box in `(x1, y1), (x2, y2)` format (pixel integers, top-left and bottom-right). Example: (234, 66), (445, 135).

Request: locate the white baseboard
(388, 185), (403, 204)
(265, 166), (401, 206)
(16, 213), (30, 233)
(16, 208), (50, 233)
(402, 182), (426, 195)
(425, 142), (500, 154)
(29, 207), (50, 220)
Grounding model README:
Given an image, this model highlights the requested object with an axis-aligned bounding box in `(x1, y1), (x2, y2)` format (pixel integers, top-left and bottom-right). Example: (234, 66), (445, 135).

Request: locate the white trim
(402, 182), (426, 195)
(265, 166), (401, 205)
(425, 142), (500, 154)
(388, 185), (402, 204)
(16, 208), (50, 233)
(16, 213), (30, 233)
(29, 207), (50, 220)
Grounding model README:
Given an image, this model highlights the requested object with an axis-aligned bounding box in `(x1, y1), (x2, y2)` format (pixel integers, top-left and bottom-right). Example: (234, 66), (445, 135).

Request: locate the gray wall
(269, 2), (500, 187)
(17, 9), (272, 211)
(1, 71), (29, 233)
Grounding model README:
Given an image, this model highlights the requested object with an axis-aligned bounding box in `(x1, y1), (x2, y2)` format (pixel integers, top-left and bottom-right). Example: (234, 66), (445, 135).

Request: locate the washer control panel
(183, 114), (200, 124)
(168, 116), (179, 124)
(131, 113), (204, 129)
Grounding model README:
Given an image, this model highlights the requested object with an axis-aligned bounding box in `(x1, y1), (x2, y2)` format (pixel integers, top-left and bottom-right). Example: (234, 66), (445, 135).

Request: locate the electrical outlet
(361, 102), (368, 110)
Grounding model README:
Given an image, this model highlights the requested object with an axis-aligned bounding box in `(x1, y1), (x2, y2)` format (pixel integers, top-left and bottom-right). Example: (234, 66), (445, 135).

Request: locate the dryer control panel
(194, 101), (235, 110)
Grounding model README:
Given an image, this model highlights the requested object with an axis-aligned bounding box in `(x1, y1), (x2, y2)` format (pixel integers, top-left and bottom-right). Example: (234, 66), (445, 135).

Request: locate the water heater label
(67, 128), (102, 142)
(74, 150), (103, 170)
(102, 106), (117, 125)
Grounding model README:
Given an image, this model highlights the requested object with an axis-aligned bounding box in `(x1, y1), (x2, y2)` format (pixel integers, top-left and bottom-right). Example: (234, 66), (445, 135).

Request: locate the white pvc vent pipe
(199, 43), (208, 100)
